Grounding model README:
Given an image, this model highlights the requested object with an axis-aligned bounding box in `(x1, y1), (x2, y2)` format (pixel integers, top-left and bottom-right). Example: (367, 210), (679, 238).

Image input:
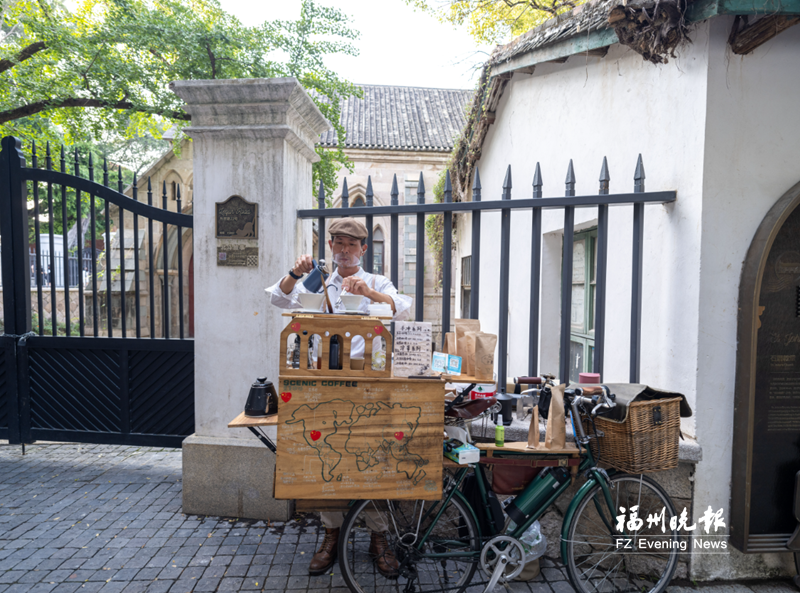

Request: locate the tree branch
(0, 41), (48, 74)
(149, 48), (173, 67)
(501, 0), (577, 15)
(0, 98), (191, 125)
(206, 43), (217, 79)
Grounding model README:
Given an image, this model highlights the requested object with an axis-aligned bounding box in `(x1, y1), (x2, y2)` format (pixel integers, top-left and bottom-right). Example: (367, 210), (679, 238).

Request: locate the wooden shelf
(228, 412), (277, 428)
(476, 441), (579, 455)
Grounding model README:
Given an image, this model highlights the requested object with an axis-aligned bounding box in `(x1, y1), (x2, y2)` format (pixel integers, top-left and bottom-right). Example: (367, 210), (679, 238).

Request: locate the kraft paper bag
(543, 383), (566, 450)
(454, 319), (481, 355)
(443, 332), (456, 355)
(458, 333), (475, 377)
(526, 406), (541, 450)
(474, 332), (497, 382)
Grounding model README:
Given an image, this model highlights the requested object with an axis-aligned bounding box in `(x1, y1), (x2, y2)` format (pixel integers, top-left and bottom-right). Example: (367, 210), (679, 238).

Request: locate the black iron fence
(299, 156), (676, 385)
(0, 136), (194, 447)
(21, 142), (192, 339)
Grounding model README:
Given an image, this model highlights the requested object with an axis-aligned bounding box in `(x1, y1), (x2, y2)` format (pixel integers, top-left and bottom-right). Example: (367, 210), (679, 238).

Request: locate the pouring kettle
(244, 376), (279, 417)
(302, 259), (329, 294)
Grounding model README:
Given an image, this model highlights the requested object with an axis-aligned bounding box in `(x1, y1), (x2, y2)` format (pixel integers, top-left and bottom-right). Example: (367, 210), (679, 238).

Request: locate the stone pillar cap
(170, 78), (331, 158)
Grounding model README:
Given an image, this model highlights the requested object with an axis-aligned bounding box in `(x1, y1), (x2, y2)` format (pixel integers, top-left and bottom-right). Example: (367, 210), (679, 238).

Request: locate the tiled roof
(490, 0), (616, 66)
(318, 85), (473, 152)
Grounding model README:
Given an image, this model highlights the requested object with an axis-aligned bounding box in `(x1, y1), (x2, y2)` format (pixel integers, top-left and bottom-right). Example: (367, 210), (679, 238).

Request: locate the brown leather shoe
(369, 532), (399, 579)
(308, 527), (339, 575)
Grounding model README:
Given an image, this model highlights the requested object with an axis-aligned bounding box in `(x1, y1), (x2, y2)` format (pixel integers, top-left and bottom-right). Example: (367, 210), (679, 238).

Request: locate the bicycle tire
(339, 495), (481, 593)
(564, 473), (680, 593)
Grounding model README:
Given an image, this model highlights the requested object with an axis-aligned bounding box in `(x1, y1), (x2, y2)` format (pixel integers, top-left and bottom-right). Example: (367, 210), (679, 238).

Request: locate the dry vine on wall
(608, 0), (690, 63)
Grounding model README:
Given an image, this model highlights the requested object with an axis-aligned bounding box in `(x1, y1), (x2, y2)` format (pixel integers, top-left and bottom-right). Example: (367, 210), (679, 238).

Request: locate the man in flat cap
(267, 217), (411, 577)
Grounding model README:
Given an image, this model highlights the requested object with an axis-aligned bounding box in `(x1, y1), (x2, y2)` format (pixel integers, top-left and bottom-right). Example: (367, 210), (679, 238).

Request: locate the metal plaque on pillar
(216, 195), (258, 267)
(733, 185), (800, 553)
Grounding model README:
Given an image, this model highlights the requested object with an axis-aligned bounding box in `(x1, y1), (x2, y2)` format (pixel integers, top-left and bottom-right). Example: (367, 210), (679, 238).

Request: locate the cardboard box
(444, 438), (480, 465)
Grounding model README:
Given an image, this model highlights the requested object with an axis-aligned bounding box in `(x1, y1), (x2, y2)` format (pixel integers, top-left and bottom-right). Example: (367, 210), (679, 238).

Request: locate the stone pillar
(170, 78), (331, 521)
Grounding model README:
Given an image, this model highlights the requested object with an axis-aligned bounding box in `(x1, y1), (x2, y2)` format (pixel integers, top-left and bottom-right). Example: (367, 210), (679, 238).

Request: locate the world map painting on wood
(274, 377), (445, 501)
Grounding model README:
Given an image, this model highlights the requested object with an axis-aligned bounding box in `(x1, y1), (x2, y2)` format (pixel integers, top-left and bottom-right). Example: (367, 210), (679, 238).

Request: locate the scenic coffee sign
(215, 195), (258, 239)
(733, 187), (800, 553)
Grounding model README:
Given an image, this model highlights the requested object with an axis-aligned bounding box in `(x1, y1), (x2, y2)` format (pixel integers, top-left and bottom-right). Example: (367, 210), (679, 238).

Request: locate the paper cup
(350, 357), (365, 370)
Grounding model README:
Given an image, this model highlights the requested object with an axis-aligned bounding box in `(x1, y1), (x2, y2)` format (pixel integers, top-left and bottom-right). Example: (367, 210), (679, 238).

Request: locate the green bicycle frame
(414, 467), (483, 559)
(411, 438), (621, 565)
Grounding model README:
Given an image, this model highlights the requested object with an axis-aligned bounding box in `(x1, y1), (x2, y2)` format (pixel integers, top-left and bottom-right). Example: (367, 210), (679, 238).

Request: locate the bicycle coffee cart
(230, 313), (687, 593)
(228, 312), (450, 504)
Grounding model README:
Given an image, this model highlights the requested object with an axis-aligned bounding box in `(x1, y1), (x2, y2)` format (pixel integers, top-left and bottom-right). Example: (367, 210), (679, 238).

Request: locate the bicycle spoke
(565, 475), (679, 593)
(340, 496), (480, 593)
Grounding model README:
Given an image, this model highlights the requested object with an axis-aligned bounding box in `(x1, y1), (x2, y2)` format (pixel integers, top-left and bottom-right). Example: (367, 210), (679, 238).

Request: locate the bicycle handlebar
(513, 376), (543, 385)
(564, 385), (616, 443)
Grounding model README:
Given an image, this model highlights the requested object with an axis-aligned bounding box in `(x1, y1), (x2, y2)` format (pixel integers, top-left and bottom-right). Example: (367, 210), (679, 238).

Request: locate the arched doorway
(732, 179), (800, 553)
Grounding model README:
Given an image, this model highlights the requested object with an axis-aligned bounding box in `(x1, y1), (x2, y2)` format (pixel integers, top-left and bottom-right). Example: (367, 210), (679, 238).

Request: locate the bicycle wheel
(339, 495), (481, 593)
(564, 473), (679, 593)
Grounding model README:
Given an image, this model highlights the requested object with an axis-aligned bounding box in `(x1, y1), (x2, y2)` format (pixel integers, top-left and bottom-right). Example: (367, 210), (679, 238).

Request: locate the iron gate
(0, 136), (194, 447)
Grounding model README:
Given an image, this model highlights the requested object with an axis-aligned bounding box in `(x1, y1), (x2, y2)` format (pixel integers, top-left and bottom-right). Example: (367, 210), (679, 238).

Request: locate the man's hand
(279, 254), (315, 295)
(292, 255), (315, 277)
(341, 276), (372, 297)
(341, 277), (397, 313)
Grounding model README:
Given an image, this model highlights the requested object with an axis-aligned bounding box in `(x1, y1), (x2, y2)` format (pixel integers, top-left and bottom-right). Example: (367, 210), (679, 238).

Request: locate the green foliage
(0, 0), (361, 202)
(31, 311), (69, 336)
(425, 174), (447, 289)
(405, 0), (582, 44)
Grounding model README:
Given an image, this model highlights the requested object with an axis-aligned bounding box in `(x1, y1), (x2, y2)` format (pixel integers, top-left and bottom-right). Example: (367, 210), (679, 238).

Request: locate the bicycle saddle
(445, 396), (497, 419)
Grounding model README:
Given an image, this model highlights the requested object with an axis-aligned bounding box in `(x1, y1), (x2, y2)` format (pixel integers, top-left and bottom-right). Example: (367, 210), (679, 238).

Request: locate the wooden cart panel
(275, 376), (445, 500)
(279, 314), (393, 378)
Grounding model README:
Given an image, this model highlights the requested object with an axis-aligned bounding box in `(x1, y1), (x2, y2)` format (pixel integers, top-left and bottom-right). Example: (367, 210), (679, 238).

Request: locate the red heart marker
(310, 430), (321, 441)
(280, 392), (292, 403)
(394, 432), (404, 441)
(375, 325), (384, 334)
(290, 322), (300, 332)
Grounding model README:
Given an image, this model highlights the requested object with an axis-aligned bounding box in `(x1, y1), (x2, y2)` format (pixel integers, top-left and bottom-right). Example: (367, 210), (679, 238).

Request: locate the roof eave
(490, 0), (800, 77)
(491, 27), (618, 77)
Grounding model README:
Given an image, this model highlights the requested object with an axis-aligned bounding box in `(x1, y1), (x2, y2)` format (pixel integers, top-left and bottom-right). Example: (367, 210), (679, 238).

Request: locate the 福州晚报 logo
(614, 506), (729, 553)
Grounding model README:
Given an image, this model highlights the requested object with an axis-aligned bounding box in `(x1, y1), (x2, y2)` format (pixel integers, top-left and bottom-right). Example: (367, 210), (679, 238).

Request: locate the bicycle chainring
(479, 535), (526, 581)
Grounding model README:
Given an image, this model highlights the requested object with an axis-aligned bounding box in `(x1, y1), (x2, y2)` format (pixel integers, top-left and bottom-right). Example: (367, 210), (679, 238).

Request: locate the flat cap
(328, 218), (368, 240)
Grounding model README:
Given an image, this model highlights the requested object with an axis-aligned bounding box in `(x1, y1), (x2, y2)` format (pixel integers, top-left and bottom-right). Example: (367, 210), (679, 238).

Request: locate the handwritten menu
(393, 321), (432, 377)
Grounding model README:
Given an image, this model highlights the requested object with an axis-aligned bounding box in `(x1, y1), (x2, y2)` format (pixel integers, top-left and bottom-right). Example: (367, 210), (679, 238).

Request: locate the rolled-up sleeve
(374, 276), (413, 321)
(267, 277), (306, 310)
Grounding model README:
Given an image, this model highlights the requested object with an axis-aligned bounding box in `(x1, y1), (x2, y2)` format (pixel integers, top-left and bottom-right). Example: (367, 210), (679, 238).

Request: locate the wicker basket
(583, 397), (681, 473)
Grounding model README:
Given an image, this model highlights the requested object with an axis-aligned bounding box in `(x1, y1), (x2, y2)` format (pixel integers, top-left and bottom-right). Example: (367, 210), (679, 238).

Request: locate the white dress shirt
(267, 267), (412, 359)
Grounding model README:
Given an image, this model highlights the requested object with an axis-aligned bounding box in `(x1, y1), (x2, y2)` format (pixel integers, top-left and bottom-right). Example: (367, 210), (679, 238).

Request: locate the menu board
(392, 321), (433, 377)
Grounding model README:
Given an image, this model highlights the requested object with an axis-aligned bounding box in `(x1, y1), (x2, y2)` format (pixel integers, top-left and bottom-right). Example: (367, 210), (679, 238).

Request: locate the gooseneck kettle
(244, 377), (278, 417)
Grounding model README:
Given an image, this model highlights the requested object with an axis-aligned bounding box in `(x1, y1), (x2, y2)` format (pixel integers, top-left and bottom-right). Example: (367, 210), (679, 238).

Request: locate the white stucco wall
(457, 18), (800, 579)
(457, 25), (711, 432)
(692, 16), (800, 579)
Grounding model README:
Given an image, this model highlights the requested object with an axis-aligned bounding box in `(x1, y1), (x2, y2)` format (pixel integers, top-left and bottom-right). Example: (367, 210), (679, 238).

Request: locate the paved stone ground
(0, 443), (796, 593)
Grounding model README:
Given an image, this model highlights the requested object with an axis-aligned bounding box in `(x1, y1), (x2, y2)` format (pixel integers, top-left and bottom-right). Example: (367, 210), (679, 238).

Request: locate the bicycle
(337, 379), (680, 593)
